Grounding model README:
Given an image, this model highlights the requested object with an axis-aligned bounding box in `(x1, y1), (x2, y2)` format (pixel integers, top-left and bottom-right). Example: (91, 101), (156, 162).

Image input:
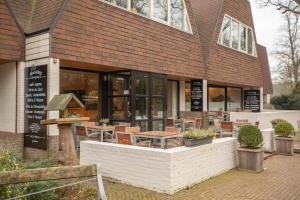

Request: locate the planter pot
(184, 137), (212, 147)
(237, 147), (264, 172)
(275, 136), (294, 156)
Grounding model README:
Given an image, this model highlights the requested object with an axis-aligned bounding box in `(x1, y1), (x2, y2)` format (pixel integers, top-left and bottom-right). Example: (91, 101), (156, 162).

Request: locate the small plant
(99, 118), (109, 125)
(238, 125), (263, 148)
(271, 119), (288, 128)
(183, 129), (214, 140)
(274, 122), (295, 137)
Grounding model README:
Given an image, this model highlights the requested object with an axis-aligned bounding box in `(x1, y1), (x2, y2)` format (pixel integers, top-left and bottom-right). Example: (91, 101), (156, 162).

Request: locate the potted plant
(237, 125), (264, 172)
(99, 118), (109, 127)
(183, 129), (214, 147)
(274, 121), (295, 155)
(270, 119), (288, 129)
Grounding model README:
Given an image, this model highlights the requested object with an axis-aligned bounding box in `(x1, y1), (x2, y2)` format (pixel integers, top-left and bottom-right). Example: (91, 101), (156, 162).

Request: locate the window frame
(218, 14), (257, 57)
(100, 0), (192, 34)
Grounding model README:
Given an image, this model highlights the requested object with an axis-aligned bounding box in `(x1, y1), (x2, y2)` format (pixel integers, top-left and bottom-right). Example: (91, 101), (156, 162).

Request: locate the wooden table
(85, 125), (115, 142)
(132, 131), (181, 149)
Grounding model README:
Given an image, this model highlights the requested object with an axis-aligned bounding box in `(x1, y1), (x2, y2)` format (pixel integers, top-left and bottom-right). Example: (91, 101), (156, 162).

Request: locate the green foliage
(183, 129), (214, 139)
(0, 151), (63, 200)
(274, 122), (295, 137)
(0, 150), (27, 200)
(270, 118), (288, 127)
(238, 125), (263, 148)
(271, 82), (300, 110)
(99, 118), (109, 124)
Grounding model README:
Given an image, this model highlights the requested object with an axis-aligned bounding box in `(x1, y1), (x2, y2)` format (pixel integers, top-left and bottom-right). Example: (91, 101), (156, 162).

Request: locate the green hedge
(238, 125), (263, 148)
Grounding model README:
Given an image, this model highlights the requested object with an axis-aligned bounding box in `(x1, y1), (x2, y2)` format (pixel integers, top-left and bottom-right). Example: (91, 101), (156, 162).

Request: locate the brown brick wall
(206, 0), (263, 87)
(0, 0), (23, 61)
(0, 132), (23, 157)
(51, 0), (206, 80)
(257, 44), (273, 94)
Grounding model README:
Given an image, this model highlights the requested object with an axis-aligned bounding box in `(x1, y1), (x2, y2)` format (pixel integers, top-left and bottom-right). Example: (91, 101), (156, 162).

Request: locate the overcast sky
(250, 0), (285, 79)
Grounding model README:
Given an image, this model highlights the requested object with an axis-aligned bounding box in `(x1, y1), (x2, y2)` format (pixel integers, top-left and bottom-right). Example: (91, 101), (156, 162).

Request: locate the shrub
(238, 125), (263, 148)
(183, 129), (214, 140)
(274, 122), (295, 137)
(270, 119), (288, 127)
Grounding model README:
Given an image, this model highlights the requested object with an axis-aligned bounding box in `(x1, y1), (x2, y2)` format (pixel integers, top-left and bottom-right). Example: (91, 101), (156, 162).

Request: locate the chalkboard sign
(191, 80), (203, 112)
(244, 90), (260, 112)
(24, 65), (48, 150)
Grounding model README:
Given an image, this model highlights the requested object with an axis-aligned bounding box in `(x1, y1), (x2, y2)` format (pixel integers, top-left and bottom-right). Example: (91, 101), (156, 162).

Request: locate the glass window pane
(152, 120), (163, 131)
(136, 120), (149, 131)
(131, 0), (150, 16)
(221, 16), (231, 47)
(167, 81), (178, 119)
(152, 98), (163, 119)
(247, 28), (253, 55)
(136, 75), (149, 95)
(60, 70), (99, 121)
(208, 87), (225, 111)
(171, 0), (184, 29)
(135, 97), (149, 120)
(110, 97), (130, 120)
(231, 20), (239, 49)
(153, 0), (168, 21)
(185, 82), (191, 111)
(240, 25), (247, 51)
(152, 78), (164, 96)
(227, 88), (241, 111)
(105, 0), (127, 8)
(110, 76), (129, 96)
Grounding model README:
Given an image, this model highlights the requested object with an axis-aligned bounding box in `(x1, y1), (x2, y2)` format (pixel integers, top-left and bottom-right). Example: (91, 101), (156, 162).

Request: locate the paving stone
(104, 154), (300, 200)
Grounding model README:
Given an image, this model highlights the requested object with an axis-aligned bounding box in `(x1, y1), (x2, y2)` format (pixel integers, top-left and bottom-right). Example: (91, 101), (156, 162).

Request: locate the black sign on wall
(244, 90), (261, 112)
(191, 80), (203, 112)
(24, 64), (48, 150)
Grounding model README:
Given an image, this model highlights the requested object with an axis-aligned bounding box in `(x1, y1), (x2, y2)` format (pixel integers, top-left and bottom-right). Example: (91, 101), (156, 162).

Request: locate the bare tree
(262, 0), (300, 15)
(274, 13), (300, 88)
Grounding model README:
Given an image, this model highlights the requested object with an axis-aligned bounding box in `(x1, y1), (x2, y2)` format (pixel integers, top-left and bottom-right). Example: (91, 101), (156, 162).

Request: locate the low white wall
(80, 138), (237, 194)
(230, 111), (300, 130)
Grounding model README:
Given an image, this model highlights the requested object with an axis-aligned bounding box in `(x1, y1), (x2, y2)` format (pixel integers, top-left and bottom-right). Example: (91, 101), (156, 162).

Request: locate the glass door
(132, 72), (166, 131)
(208, 87), (226, 111)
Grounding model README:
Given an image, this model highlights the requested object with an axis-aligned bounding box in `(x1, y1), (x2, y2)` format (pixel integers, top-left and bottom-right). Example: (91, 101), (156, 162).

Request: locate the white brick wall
(80, 138), (237, 194)
(0, 62), (17, 133)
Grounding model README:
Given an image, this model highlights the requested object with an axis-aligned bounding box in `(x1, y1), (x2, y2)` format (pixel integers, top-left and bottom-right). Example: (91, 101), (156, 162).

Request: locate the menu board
(24, 65), (48, 150)
(244, 90), (261, 112)
(191, 80), (203, 112)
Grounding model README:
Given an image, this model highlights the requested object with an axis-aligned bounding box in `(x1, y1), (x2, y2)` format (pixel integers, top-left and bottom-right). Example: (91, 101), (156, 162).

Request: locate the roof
(45, 93), (84, 111)
(189, 0), (223, 64)
(257, 44), (273, 94)
(6, 0), (65, 35)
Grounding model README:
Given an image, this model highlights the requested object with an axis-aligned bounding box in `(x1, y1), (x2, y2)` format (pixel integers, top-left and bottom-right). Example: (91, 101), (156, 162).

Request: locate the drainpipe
(15, 61), (18, 134)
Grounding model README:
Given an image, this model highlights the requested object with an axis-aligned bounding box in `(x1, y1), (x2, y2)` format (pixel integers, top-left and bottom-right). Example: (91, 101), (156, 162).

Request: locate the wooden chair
(255, 121), (260, 128)
(297, 120), (300, 130)
(213, 119), (222, 137)
(220, 121), (234, 137)
(116, 127), (151, 147)
(236, 119), (249, 123)
(165, 127), (182, 148)
(167, 118), (182, 129)
(75, 125), (98, 150)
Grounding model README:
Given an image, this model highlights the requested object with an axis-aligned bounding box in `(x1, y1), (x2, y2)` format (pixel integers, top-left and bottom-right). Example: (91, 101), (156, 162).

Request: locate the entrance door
(208, 86), (226, 111)
(133, 72), (166, 131)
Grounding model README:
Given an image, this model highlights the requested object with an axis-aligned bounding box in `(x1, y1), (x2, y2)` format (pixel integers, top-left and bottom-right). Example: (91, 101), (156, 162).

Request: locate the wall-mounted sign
(244, 90), (261, 112)
(24, 64), (48, 150)
(191, 80), (203, 112)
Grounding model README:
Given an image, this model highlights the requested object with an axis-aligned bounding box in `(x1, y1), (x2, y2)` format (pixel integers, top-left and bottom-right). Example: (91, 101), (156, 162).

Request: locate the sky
(249, 0), (285, 79)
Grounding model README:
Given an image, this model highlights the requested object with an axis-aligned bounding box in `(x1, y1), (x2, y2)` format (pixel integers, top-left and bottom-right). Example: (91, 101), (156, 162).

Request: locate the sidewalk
(104, 154), (300, 200)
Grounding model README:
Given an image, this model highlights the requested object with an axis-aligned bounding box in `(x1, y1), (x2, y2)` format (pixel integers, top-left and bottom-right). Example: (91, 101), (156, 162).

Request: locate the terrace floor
(104, 154), (300, 200)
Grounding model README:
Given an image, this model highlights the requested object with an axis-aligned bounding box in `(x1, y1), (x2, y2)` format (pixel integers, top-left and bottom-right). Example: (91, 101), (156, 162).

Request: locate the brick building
(0, 0), (272, 159)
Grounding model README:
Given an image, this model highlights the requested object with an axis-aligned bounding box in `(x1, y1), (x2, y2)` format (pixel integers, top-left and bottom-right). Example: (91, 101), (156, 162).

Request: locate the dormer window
(102, 0), (192, 33)
(218, 15), (257, 57)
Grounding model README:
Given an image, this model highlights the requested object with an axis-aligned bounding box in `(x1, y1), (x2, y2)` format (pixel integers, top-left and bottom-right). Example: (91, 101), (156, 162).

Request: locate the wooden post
(59, 124), (78, 165)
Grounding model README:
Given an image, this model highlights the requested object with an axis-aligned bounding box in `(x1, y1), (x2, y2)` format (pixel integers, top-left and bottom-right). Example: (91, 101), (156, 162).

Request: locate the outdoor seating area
(74, 111), (261, 150)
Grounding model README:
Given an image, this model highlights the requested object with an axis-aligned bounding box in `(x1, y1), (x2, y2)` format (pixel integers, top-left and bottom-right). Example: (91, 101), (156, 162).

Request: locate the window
(227, 88), (242, 111)
(153, 0), (168, 21)
(240, 25), (247, 51)
(219, 15), (256, 57)
(208, 87), (226, 111)
(131, 0), (150, 16)
(102, 0), (191, 33)
(231, 20), (239, 50)
(60, 70), (99, 121)
(105, 0), (127, 8)
(185, 82), (191, 111)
